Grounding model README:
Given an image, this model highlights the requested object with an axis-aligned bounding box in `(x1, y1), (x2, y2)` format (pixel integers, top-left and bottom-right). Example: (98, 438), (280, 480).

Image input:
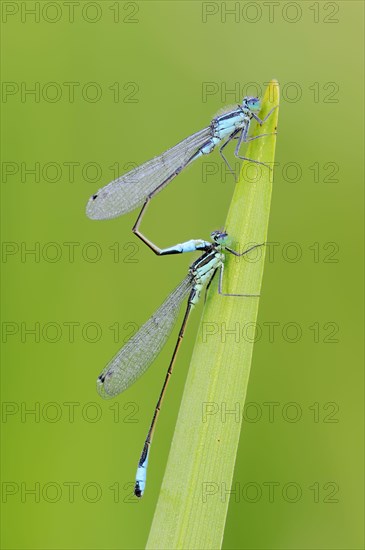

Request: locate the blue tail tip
(134, 482), (143, 498)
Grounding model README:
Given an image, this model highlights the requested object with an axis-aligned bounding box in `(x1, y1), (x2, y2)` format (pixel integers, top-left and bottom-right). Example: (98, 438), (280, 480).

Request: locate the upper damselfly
(86, 96), (276, 222)
(96, 230), (263, 497)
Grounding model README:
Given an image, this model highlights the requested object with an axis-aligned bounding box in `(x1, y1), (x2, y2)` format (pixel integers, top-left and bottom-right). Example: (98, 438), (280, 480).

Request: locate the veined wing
(86, 127), (211, 220)
(97, 274), (194, 398)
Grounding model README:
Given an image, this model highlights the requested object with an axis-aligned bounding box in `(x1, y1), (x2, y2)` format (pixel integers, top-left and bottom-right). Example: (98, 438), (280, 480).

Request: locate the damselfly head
(243, 96), (261, 112)
(211, 230), (229, 245)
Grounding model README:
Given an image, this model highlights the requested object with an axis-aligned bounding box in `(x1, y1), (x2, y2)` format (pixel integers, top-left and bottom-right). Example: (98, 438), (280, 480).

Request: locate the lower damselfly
(86, 96), (276, 223)
(97, 230), (262, 498)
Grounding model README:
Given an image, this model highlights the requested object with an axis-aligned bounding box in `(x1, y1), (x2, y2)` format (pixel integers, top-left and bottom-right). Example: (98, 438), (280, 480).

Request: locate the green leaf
(146, 80), (280, 550)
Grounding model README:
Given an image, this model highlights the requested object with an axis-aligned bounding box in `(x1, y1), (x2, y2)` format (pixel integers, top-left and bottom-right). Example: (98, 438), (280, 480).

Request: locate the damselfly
(97, 230), (262, 497)
(86, 96), (276, 223)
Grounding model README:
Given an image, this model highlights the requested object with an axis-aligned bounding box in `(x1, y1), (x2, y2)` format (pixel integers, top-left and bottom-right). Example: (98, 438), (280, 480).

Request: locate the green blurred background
(1, 1), (363, 548)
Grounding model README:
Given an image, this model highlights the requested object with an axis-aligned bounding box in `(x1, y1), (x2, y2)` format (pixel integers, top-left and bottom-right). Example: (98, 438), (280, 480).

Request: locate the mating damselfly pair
(86, 95), (276, 497)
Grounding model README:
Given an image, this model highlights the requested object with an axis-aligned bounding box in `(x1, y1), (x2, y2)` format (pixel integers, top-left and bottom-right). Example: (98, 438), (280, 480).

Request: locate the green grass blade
(146, 80), (280, 550)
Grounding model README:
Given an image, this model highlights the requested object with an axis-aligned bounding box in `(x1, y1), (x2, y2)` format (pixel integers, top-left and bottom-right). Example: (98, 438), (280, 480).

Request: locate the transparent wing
(86, 127), (211, 220)
(97, 274), (194, 398)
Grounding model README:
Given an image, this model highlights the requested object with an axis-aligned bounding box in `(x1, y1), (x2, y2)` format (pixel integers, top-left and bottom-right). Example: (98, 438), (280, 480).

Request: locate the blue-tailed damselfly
(97, 230), (262, 497)
(86, 96), (276, 224)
